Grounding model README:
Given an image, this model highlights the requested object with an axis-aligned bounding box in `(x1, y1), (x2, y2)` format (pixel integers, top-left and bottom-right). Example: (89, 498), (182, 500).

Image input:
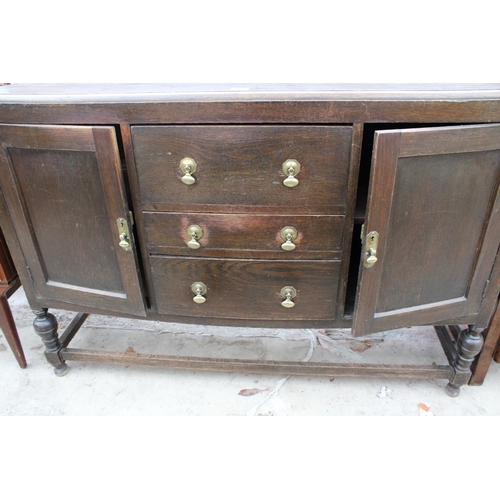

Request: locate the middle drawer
(144, 212), (344, 259)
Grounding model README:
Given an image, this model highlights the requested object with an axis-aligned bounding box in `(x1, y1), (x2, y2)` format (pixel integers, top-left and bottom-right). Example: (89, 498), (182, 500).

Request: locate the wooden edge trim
(0, 124), (96, 151)
(59, 312), (89, 348)
(464, 175), (500, 316)
(146, 248), (342, 260)
(475, 238), (500, 327)
(120, 123), (154, 310)
(374, 297), (467, 320)
(61, 347), (453, 379)
(371, 298), (467, 333)
(140, 203), (348, 216)
(2, 100), (500, 125)
(337, 123), (363, 319)
(352, 131), (401, 336)
(399, 123), (500, 157)
(93, 126), (146, 317)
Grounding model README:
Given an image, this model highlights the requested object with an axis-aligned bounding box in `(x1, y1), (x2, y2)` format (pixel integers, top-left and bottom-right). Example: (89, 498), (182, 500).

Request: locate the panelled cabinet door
(353, 124), (500, 336)
(0, 124), (146, 316)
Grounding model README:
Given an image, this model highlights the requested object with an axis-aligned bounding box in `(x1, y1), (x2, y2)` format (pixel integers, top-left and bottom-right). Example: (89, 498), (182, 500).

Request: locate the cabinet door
(353, 124), (500, 336)
(0, 124), (146, 316)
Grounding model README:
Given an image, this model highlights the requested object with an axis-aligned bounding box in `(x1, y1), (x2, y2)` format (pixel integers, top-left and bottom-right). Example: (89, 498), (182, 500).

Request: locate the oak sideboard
(1, 84), (499, 396)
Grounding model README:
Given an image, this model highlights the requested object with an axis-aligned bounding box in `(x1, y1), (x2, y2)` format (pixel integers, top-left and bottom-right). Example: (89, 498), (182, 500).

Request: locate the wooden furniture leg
(33, 308), (69, 376)
(469, 297), (500, 385)
(446, 326), (484, 397)
(0, 278), (26, 368)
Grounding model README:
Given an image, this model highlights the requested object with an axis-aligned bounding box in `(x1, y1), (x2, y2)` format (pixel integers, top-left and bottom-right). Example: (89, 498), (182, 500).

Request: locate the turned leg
(446, 326), (484, 397)
(33, 308), (69, 376)
(0, 292), (27, 368)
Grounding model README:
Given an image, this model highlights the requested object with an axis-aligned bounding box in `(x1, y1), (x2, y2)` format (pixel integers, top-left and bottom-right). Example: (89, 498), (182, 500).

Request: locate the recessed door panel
(0, 124), (146, 316)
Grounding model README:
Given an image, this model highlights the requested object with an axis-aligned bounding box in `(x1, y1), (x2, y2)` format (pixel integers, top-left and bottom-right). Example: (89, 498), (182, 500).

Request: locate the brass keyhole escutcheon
(180, 157), (197, 185)
(282, 159), (301, 188)
(191, 282), (207, 303)
(280, 226), (298, 251)
(280, 286), (297, 308)
(186, 225), (203, 249)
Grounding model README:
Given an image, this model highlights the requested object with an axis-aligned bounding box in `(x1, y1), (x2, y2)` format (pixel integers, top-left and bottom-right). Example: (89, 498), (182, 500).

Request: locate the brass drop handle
(280, 226), (298, 251)
(180, 157), (197, 185)
(186, 225), (203, 249)
(119, 233), (130, 250)
(280, 286), (297, 308)
(363, 231), (379, 268)
(282, 159), (301, 188)
(191, 282), (207, 303)
(366, 248), (377, 266)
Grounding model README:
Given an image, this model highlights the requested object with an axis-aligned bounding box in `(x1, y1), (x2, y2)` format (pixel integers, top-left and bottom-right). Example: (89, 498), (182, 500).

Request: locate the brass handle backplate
(191, 282), (207, 303)
(117, 218), (132, 252)
(186, 225), (203, 249)
(282, 159), (301, 188)
(280, 286), (297, 308)
(363, 231), (379, 268)
(280, 226), (298, 251)
(180, 157), (197, 185)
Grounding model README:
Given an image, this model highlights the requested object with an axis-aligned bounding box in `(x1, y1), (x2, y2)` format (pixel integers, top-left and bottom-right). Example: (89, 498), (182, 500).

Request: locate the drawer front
(144, 212), (344, 259)
(132, 125), (353, 214)
(150, 257), (340, 320)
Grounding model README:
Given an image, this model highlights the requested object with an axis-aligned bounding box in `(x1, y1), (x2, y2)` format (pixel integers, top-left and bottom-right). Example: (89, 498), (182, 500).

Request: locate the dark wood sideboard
(1, 84), (499, 396)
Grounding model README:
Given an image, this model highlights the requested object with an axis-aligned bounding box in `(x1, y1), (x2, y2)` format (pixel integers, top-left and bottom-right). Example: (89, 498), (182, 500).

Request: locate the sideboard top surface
(1, 83), (500, 124)
(1, 83), (500, 103)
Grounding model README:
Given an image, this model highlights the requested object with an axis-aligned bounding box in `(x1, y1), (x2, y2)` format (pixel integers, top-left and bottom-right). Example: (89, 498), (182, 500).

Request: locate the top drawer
(131, 125), (353, 214)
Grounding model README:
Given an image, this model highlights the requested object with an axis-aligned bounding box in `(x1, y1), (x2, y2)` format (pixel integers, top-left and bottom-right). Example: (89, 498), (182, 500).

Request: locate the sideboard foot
(54, 363), (69, 377)
(446, 325), (484, 397)
(445, 383), (460, 397)
(33, 308), (68, 375)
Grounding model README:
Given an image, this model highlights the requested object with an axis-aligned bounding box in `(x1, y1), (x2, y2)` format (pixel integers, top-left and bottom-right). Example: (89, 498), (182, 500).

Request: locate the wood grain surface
(132, 125), (353, 214)
(150, 256), (341, 321)
(0, 125), (146, 316)
(143, 212), (344, 259)
(354, 124), (500, 336)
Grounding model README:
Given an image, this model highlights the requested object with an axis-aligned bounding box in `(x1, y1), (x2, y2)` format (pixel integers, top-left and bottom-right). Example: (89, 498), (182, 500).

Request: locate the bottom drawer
(150, 256), (341, 320)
